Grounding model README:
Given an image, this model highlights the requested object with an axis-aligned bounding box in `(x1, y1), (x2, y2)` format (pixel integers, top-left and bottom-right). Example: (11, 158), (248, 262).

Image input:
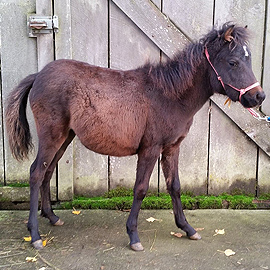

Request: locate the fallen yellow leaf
(26, 256), (37, 262)
(23, 236), (32, 242)
(42, 239), (48, 247)
(72, 207), (81, 215)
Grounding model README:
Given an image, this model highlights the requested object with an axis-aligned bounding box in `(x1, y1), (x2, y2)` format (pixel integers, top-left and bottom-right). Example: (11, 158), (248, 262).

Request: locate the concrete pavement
(0, 209), (269, 270)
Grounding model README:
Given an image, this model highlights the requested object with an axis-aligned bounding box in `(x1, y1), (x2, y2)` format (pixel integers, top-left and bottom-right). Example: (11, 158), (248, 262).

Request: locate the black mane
(143, 23), (250, 98)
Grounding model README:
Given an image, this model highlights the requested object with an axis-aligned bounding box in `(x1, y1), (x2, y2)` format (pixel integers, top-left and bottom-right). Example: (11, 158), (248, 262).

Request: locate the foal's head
(203, 23), (265, 108)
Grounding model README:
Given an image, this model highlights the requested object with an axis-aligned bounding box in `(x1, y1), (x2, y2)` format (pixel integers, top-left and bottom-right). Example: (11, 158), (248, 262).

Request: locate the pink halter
(204, 47), (260, 103)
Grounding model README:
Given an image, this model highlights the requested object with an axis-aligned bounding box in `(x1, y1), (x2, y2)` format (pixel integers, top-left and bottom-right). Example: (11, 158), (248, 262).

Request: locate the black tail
(5, 73), (38, 161)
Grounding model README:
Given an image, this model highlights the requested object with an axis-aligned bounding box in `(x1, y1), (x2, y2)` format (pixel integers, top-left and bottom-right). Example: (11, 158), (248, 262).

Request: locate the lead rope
(247, 108), (270, 122)
(204, 47), (270, 123)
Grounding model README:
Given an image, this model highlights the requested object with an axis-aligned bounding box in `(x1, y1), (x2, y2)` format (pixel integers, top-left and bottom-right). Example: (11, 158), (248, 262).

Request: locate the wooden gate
(1, 0), (270, 201)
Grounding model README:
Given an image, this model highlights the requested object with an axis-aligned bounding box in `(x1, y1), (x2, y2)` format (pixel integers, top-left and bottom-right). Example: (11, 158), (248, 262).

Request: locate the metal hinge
(28, 15), (59, 37)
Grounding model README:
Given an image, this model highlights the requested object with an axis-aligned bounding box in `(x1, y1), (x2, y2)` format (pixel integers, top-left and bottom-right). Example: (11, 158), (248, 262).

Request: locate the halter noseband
(204, 47), (260, 103)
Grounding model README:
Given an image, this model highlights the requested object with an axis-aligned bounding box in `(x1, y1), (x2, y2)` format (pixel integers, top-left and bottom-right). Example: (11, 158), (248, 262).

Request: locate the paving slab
(0, 209), (269, 270)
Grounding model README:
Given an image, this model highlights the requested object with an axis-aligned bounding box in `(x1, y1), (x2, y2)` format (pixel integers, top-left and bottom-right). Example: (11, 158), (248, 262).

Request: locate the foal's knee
(167, 180), (181, 197)
(134, 184), (148, 200)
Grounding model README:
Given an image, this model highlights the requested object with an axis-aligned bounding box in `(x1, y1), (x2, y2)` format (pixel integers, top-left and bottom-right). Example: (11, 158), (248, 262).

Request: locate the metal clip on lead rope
(247, 108), (270, 122)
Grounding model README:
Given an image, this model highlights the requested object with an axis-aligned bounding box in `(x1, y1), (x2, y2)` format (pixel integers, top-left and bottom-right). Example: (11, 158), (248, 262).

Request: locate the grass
(59, 187), (267, 210)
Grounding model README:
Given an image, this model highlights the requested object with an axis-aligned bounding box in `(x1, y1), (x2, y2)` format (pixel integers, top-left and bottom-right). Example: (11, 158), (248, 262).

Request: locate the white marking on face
(243, 45), (249, 57)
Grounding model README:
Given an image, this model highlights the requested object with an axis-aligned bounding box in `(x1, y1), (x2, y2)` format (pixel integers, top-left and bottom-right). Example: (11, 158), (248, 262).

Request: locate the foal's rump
(29, 59), (148, 157)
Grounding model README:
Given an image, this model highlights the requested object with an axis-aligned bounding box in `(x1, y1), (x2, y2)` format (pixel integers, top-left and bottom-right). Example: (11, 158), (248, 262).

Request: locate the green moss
(104, 187), (133, 198)
(198, 196), (223, 209)
(58, 189), (266, 210)
(258, 193), (270, 200)
(7, 182), (30, 187)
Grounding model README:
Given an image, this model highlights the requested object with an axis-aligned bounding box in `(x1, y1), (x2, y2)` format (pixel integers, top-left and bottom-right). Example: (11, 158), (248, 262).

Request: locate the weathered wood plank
(36, 0), (54, 71)
(70, 0), (108, 67)
(54, 0), (74, 200)
(109, 1), (161, 192)
(208, 103), (258, 195)
(54, 0), (72, 60)
(212, 95), (270, 156)
(258, 2), (270, 195)
(163, 0), (214, 41)
(262, 2), (270, 115)
(258, 149), (270, 194)
(112, 0), (189, 58)
(70, 0), (109, 196)
(1, 0), (38, 185)
(0, 45), (4, 185)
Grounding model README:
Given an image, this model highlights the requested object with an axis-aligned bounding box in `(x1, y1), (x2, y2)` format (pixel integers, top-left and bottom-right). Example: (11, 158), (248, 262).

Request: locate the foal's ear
(224, 26), (235, 42)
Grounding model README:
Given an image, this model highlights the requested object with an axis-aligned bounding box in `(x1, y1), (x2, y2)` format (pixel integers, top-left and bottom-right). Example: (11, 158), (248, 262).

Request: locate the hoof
(130, 242), (144, 251)
(53, 219), (64, 226)
(32, 239), (44, 250)
(189, 232), (202, 240)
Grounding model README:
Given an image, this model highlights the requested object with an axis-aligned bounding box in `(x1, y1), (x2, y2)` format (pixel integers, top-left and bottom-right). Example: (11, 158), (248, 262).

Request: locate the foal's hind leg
(126, 146), (160, 251)
(161, 146), (201, 240)
(28, 134), (71, 250)
(40, 130), (75, 225)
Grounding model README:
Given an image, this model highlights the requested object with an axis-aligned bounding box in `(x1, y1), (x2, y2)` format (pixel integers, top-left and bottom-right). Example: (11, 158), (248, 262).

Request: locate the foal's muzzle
(241, 85), (266, 108)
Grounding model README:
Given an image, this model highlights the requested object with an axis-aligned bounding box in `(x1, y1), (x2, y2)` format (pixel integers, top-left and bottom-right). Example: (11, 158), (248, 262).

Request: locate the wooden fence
(0, 0), (270, 201)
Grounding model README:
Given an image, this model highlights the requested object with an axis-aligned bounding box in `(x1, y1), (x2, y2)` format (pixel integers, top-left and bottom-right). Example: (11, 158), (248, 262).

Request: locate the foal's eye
(229, 60), (238, 67)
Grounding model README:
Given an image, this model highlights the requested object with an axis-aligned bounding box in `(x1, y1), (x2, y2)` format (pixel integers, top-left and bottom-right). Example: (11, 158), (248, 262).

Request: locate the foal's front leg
(161, 146), (201, 240)
(126, 147), (160, 251)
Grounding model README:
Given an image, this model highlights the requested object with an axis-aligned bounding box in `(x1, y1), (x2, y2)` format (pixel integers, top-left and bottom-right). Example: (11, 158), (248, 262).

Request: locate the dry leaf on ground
(213, 229), (225, 236)
(195, 228), (204, 231)
(146, 217), (162, 222)
(26, 256), (37, 262)
(170, 232), (183, 238)
(217, 249), (236, 257)
(224, 249), (236, 256)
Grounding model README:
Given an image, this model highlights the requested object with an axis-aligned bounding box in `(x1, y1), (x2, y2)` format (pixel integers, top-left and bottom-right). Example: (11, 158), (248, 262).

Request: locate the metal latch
(28, 15), (59, 37)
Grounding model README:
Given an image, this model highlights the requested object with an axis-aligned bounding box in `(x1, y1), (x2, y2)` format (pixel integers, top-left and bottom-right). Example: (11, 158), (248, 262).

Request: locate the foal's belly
(77, 131), (140, 157)
(71, 110), (145, 157)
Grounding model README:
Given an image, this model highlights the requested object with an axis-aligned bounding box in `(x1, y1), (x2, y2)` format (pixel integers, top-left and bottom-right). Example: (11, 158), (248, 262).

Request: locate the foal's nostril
(256, 92), (266, 104)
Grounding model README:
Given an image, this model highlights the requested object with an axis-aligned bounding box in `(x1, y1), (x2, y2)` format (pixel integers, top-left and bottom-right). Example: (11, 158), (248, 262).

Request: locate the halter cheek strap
(204, 47), (260, 103)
